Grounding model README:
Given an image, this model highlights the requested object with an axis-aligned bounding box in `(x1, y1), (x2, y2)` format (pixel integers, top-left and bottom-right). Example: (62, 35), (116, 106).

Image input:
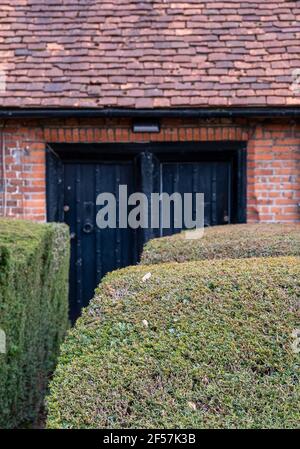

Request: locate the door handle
(82, 221), (94, 234)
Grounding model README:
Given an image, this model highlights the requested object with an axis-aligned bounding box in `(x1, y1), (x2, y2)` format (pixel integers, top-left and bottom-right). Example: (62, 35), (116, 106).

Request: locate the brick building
(0, 1), (299, 316)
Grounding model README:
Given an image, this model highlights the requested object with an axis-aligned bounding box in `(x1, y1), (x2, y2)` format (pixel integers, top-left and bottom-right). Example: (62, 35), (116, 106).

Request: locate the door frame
(46, 141), (247, 225)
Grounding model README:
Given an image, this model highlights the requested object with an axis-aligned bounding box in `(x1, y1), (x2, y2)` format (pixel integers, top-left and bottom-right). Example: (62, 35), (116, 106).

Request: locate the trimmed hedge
(141, 223), (300, 264)
(0, 219), (70, 428)
(47, 256), (299, 429)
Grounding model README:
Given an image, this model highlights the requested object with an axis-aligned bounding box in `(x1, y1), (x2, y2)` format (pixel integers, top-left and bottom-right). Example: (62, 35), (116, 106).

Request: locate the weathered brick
(0, 119), (299, 224)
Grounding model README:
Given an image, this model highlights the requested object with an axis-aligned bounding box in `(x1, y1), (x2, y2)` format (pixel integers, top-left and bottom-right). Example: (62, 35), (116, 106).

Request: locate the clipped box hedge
(0, 219), (70, 428)
(47, 256), (299, 429)
(141, 223), (300, 264)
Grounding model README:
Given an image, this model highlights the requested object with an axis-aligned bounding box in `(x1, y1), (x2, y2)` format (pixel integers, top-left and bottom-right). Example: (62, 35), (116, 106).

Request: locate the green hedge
(0, 219), (70, 428)
(47, 256), (299, 429)
(141, 223), (300, 264)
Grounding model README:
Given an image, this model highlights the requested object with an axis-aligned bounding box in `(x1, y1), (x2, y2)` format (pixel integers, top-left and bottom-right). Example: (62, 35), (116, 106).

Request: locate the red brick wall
(0, 118), (299, 223)
(248, 123), (300, 222)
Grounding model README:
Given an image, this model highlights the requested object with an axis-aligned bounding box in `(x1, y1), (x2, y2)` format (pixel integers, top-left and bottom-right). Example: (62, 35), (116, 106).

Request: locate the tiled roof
(0, 1), (300, 108)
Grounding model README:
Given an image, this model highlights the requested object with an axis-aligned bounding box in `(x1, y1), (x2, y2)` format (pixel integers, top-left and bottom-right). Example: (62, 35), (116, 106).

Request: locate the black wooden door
(63, 162), (136, 321)
(161, 161), (231, 236)
(47, 142), (245, 320)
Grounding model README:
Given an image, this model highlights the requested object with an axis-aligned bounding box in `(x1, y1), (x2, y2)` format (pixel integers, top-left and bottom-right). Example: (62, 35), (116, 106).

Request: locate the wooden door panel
(161, 161), (231, 236)
(63, 162), (135, 321)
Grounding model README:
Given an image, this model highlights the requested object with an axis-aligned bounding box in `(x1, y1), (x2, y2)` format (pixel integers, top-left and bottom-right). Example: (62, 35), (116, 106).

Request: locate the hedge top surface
(47, 256), (300, 429)
(0, 218), (68, 262)
(141, 223), (300, 264)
